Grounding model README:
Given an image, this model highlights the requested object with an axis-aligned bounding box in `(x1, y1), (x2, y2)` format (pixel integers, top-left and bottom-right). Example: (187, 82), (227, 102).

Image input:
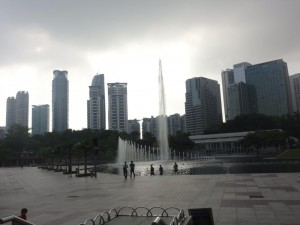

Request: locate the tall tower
(52, 70), (69, 132)
(221, 62), (251, 121)
(107, 83), (128, 132)
(16, 91), (29, 128)
(6, 97), (16, 129)
(32, 104), (50, 135)
(290, 73), (300, 112)
(87, 74), (106, 130)
(185, 77), (222, 136)
(245, 59), (292, 116)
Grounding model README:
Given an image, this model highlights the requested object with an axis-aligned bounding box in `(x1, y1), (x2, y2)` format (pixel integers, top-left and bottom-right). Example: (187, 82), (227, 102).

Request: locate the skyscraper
(168, 113), (183, 135)
(185, 77), (222, 135)
(127, 119), (140, 134)
(32, 104), (49, 135)
(52, 70), (69, 132)
(87, 74), (106, 130)
(107, 83), (128, 132)
(6, 91), (29, 129)
(221, 62), (251, 121)
(290, 73), (300, 112)
(227, 82), (250, 120)
(245, 59), (292, 116)
(142, 117), (156, 138)
(16, 91), (29, 128)
(6, 97), (16, 129)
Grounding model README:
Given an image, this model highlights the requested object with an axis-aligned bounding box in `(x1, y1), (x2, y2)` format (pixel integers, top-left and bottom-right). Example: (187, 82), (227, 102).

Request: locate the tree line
(0, 112), (299, 166)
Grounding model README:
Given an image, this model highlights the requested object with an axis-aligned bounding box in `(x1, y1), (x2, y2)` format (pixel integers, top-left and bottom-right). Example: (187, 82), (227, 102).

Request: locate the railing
(1, 207), (186, 225)
(78, 206), (186, 225)
(0, 215), (36, 225)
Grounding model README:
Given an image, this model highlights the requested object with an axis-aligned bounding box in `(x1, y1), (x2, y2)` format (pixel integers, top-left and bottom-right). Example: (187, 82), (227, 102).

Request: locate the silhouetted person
(129, 161), (135, 179)
(159, 165), (164, 176)
(123, 161), (128, 179)
(150, 164), (155, 176)
(19, 208), (28, 220)
(173, 162), (178, 175)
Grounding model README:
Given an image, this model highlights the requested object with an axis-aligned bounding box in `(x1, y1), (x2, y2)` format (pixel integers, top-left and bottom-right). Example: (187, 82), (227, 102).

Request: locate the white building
(32, 104), (49, 135)
(107, 83), (128, 132)
(87, 74), (106, 130)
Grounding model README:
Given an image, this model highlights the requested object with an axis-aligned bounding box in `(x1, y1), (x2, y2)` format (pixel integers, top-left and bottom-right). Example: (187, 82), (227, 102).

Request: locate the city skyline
(1, 1), (300, 130)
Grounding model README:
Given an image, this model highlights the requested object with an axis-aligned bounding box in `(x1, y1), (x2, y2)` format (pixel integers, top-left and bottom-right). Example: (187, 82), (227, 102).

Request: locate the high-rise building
(227, 82), (250, 120)
(6, 97), (16, 129)
(6, 91), (29, 129)
(87, 74), (106, 130)
(245, 59), (293, 116)
(142, 117), (156, 138)
(290, 73), (300, 112)
(16, 91), (29, 128)
(180, 114), (186, 133)
(107, 83), (128, 132)
(32, 104), (50, 135)
(185, 77), (222, 135)
(52, 70), (69, 132)
(127, 119), (140, 134)
(221, 62), (251, 121)
(168, 113), (182, 135)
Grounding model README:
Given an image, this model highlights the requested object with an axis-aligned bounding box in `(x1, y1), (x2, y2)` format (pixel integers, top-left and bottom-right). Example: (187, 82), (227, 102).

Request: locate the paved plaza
(1, 167), (300, 225)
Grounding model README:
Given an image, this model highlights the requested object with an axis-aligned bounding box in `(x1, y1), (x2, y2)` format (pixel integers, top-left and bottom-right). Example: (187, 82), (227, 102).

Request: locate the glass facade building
(290, 73), (300, 112)
(52, 70), (69, 132)
(245, 59), (292, 116)
(32, 104), (49, 135)
(185, 77), (222, 135)
(87, 74), (106, 130)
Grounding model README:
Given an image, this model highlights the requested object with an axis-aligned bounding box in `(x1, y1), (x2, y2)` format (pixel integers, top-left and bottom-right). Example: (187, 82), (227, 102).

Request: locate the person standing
(123, 162), (128, 179)
(173, 162), (178, 175)
(129, 161), (135, 179)
(19, 208), (28, 220)
(159, 165), (164, 176)
(150, 164), (155, 176)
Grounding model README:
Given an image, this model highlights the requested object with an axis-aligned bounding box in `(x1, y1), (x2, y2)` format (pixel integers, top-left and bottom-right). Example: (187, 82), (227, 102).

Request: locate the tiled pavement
(1, 167), (300, 225)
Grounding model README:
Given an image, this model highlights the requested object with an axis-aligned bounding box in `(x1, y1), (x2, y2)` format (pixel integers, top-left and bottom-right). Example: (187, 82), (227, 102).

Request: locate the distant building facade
(290, 73), (300, 112)
(142, 117), (156, 138)
(227, 82), (250, 120)
(16, 91), (29, 128)
(52, 70), (69, 132)
(167, 113), (186, 135)
(0, 127), (6, 139)
(185, 77), (222, 135)
(6, 97), (16, 129)
(87, 74), (106, 130)
(127, 119), (140, 134)
(107, 83), (128, 132)
(245, 59), (293, 116)
(6, 91), (29, 129)
(221, 62), (251, 121)
(32, 104), (50, 135)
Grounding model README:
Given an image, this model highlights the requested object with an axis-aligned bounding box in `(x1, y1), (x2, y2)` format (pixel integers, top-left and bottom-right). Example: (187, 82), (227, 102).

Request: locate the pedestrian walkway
(1, 167), (300, 225)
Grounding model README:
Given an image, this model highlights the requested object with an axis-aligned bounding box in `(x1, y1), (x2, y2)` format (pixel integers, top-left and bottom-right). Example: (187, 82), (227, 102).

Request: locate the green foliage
(240, 130), (289, 150)
(4, 124), (30, 153)
(204, 113), (300, 139)
(169, 132), (194, 152)
(277, 149), (300, 159)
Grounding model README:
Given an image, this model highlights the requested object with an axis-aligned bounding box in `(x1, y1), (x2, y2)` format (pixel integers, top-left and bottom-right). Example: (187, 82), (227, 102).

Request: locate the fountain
(157, 59), (170, 160)
(117, 60), (170, 163)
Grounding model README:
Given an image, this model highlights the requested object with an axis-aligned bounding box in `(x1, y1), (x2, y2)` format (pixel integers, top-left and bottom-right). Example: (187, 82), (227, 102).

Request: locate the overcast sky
(1, 0), (300, 131)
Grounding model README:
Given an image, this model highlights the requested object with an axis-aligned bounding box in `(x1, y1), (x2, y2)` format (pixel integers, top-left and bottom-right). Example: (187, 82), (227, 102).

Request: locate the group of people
(123, 161), (179, 178)
(123, 161), (135, 179)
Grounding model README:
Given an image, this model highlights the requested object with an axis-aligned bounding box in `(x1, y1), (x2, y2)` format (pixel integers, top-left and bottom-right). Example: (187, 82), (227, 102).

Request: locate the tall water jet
(158, 59), (169, 160)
